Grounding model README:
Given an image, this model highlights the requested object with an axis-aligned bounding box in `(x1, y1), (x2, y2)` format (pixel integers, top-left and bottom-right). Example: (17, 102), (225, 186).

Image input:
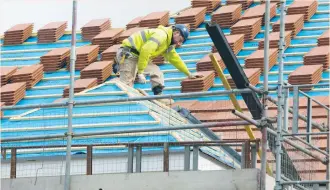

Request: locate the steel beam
(205, 23), (264, 120)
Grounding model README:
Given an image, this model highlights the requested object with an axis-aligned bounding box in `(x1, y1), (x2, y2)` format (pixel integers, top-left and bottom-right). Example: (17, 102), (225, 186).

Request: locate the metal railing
(277, 83), (330, 189)
(2, 140), (260, 178)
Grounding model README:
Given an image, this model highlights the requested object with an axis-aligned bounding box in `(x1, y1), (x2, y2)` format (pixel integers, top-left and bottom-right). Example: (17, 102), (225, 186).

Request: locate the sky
(0, 0), (190, 34)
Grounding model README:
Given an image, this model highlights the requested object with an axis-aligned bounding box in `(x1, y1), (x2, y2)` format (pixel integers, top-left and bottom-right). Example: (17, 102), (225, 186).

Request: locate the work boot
(152, 85), (164, 95)
(152, 85), (174, 106)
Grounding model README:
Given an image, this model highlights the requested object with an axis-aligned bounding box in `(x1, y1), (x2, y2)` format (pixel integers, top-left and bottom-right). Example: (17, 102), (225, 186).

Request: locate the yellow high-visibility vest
(122, 25), (190, 75)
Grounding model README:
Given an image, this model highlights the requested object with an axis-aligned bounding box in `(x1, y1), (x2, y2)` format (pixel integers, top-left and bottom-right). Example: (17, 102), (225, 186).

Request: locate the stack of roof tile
(139, 11), (169, 28)
(260, 0), (281, 6)
(175, 7), (207, 30)
(3, 23), (33, 45)
(245, 48), (278, 71)
(63, 78), (98, 98)
(153, 56), (165, 65)
(67, 45), (100, 71)
(0, 82), (26, 106)
(241, 3), (277, 25)
(116, 27), (148, 44)
(11, 64), (44, 89)
(317, 30), (330, 46)
(272, 14), (304, 38)
(303, 46), (330, 71)
(126, 16), (144, 29)
(81, 19), (111, 41)
(288, 65), (323, 91)
(196, 53), (226, 74)
(212, 34), (244, 55)
(101, 44), (121, 61)
(1, 67), (18, 86)
(40, 48), (70, 72)
(211, 4), (242, 28)
(226, 68), (261, 89)
(226, 0), (252, 10)
(230, 18), (262, 41)
(258, 31), (292, 50)
(181, 71), (215, 92)
(191, 0), (221, 13)
(287, 0), (318, 21)
(80, 61), (114, 84)
(92, 28), (124, 52)
(37, 21), (67, 43)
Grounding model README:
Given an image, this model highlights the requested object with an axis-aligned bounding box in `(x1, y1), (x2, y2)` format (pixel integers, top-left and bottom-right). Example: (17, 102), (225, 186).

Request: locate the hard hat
(174, 24), (189, 42)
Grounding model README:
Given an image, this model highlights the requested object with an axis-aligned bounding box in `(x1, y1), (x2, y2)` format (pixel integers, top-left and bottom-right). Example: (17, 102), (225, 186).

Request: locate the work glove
(136, 73), (147, 84)
(188, 73), (204, 79)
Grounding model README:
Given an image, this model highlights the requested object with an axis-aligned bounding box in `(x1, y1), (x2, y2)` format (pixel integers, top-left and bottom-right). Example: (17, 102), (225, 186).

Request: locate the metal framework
(2, 140), (260, 178)
(0, 88), (258, 111)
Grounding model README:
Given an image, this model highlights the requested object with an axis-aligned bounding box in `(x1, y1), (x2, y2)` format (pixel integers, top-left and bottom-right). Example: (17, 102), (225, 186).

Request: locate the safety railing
(278, 83), (330, 190)
(1, 140), (260, 178)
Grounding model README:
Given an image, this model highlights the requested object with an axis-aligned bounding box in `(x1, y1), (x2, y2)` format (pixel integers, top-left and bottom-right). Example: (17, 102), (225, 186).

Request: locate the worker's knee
(119, 71), (134, 87)
(150, 70), (163, 79)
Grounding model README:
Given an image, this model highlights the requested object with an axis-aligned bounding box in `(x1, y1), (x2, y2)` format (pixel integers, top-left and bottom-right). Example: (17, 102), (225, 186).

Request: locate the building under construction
(0, 0), (329, 190)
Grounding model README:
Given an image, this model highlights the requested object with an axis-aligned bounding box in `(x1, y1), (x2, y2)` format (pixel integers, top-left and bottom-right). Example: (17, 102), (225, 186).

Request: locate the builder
(115, 24), (203, 104)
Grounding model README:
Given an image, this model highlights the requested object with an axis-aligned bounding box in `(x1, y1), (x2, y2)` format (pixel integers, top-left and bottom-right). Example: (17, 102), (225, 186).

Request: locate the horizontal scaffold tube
(1, 88), (256, 111)
(1, 121), (254, 143)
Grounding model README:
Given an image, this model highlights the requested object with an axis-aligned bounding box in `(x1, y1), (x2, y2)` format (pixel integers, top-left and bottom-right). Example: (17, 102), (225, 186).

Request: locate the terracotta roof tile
(213, 4), (241, 14)
(171, 100), (199, 110)
(289, 65), (323, 76)
(274, 14), (304, 24)
(39, 21), (67, 30)
(141, 11), (169, 20)
(82, 18), (110, 28)
(127, 16), (144, 25)
(304, 46), (330, 56)
(1, 67), (18, 76)
(0, 82), (26, 93)
(176, 7), (207, 18)
(226, 0), (253, 10)
(5, 23), (33, 32)
(42, 48), (70, 57)
(93, 28), (124, 39)
(231, 17), (262, 27)
(12, 64), (43, 75)
(76, 45), (100, 55)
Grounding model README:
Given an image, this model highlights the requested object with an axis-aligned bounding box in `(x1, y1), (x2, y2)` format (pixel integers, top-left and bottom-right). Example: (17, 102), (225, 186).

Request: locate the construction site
(0, 0), (329, 189)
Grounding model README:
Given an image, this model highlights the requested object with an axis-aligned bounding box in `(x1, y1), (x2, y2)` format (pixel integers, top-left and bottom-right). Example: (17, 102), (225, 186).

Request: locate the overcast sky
(0, 0), (190, 34)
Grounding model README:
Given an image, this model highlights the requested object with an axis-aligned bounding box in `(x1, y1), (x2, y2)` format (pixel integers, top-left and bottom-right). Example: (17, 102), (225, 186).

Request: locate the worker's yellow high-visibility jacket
(122, 25), (190, 75)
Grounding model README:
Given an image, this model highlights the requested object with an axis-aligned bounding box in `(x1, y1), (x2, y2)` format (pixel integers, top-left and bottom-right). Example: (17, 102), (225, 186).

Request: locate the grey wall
(2, 169), (276, 190)
(0, 0), (191, 34)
